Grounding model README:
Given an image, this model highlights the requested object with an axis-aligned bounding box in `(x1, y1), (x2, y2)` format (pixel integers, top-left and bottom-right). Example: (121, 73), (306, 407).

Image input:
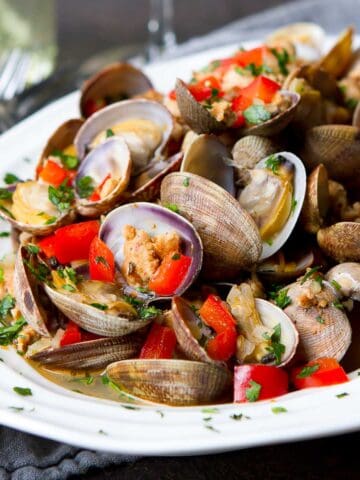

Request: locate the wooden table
(54, 1), (359, 478)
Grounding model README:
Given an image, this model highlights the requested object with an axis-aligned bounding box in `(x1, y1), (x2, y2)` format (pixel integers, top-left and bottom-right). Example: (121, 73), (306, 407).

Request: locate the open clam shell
(14, 246), (50, 337)
(284, 280), (352, 361)
(239, 152), (306, 261)
(257, 249), (315, 283)
(80, 63), (153, 118)
(301, 125), (360, 189)
(231, 135), (280, 171)
(160, 172), (262, 280)
(326, 262), (360, 301)
(30, 333), (145, 371)
(180, 134), (235, 195)
(300, 164), (329, 234)
(44, 283), (151, 337)
(317, 27), (353, 78)
(36, 119), (84, 174)
(175, 78), (300, 136)
(317, 222), (360, 262)
(171, 296), (215, 363)
(106, 359), (231, 406)
(74, 99), (173, 173)
(75, 137), (132, 217)
(99, 202), (203, 297)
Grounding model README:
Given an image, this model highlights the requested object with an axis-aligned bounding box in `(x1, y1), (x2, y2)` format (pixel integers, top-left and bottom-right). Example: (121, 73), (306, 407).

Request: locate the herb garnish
(244, 63), (273, 76)
(204, 425), (220, 433)
(245, 380), (262, 402)
(336, 392), (349, 399)
(271, 406), (287, 414)
(201, 407), (219, 414)
(0, 231), (10, 237)
(98, 429), (108, 435)
(13, 386), (32, 396)
(268, 286), (291, 309)
(263, 323), (285, 365)
(270, 48), (290, 75)
(0, 294), (16, 325)
(4, 173), (20, 184)
(296, 363), (319, 378)
(172, 253), (181, 260)
(330, 279), (342, 292)
(230, 413), (250, 421)
(45, 216), (57, 225)
(333, 299), (345, 310)
(76, 175), (95, 199)
(290, 197), (297, 214)
(62, 284), (76, 292)
(183, 177), (190, 187)
(163, 203), (180, 214)
(243, 104), (271, 125)
(95, 256), (109, 267)
(48, 181), (74, 212)
(0, 318), (26, 346)
(0, 266), (3, 283)
(346, 98), (358, 109)
(316, 315), (325, 324)
(156, 410), (164, 418)
(90, 303), (108, 311)
(24, 260), (50, 283)
(70, 375), (94, 385)
(26, 244), (40, 255)
(265, 154), (284, 174)
(106, 128), (115, 138)
(301, 266), (321, 284)
(0, 188), (13, 200)
(52, 149), (79, 170)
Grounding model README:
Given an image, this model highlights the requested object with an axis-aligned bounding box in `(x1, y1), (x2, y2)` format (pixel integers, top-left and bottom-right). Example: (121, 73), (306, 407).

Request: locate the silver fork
(0, 48), (30, 101)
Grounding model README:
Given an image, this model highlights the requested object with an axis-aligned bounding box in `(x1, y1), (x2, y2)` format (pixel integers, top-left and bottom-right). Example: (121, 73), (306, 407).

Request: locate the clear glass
(0, 0), (56, 98)
(147, 0), (177, 61)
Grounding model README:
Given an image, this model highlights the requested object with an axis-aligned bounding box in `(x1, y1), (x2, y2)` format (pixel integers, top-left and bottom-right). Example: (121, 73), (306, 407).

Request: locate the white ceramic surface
(0, 38), (360, 455)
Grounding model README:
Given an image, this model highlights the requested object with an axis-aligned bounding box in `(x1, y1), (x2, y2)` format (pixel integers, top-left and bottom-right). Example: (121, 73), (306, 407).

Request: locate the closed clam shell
(284, 280), (351, 361)
(326, 262), (360, 301)
(317, 222), (360, 262)
(44, 284), (151, 337)
(36, 119), (84, 174)
(301, 125), (360, 189)
(14, 246), (50, 337)
(300, 164), (329, 234)
(160, 172), (262, 280)
(30, 333), (144, 371)
(80, 62), (153, 117)
(106, 359), (231, 406)
(171, 296), (215, 363)
(231, 136), (280, 171)
(75, 137), (132, 217)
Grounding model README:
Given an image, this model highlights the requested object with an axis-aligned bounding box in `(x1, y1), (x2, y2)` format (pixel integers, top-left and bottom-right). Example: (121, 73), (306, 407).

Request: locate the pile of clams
(1, 24), (360, 407)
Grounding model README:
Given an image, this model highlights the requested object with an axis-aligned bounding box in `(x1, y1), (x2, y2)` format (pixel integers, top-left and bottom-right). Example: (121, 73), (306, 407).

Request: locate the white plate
(1, 38), (360, 456)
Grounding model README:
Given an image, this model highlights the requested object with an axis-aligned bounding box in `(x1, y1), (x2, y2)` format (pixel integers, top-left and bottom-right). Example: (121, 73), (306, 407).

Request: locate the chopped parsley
(76, 175), (95, 199)
(204, 425), (220, 433)
(230, 413), (250, 420)
(106, 128), (115, 138)
(172, 253), (181, 260)
(13, 386), (32, 396)
(0, 266), (3, 283)
(0, 231), (10, 237)
(4, 173), (20, 184)
(121, 404), (141, 411)
(62, 284), (76, 292)
(333, 299), (345, 310)
(156, 410), (164, 418)
(163, 203), (180, 214)
(0, 294), (16, 325)
(0, 205), (14, 218)
(268, 286), (291, 309)
(265, 238), (273, 246)
(290, 197), (297, 214)
(24, 259), (51, 283)
(45, 216), (57, 225)
(26, 244), (40, 255)
(270, 48), (290, 75)
(98, 429), (108, 435)
(301, 266), (321, 284)
(243, 104), (271, 125)
(8, 406), (24, 412)
(263, 323), (285, 365)
(201, 407), (219, 414)
(138, 305), (161, 320)
(346, 98), (358, 109)
(336, 392), (349, 399)
(296, 363), (319, 378)
(183, 177), (190, 187)
(70, 375), (94, 385)
(48, 181), (74, 212)
(90, 303), (108, 311)
(316, 315), (325, 324)
(245, 380), (262, 402)
(0, 188), (13, 200)
(95, 256), (109, 267)
(265, 154), (285, 174)
(52, 149), (79, 170)
(0, 318), (26, 346)
(271, 406), (287, 414)
(330, 279), (342, 292)
(244, 63), (273, 76)
(57, 266), (80, 284)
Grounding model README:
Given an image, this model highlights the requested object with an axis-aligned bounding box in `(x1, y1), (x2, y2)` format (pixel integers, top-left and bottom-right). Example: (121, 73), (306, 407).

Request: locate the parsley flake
(183, 177), (190, 187)
(95, 256), (109, 267)
(330, 279), (342, 292)
(48, 181), (74, 212)
(265, 154), (285, 174)
(0, 231), (10, 237)
(52, 149), (79, 170)
(163, 203), (180, 214)
(106, 128), (115, 138)
(243, 105), (271, 125)
(271, 406), (287, 414)
(301, 266), (321, 284)
(245, 380), (261, 402)
(201, 407), (219, 414)
(0, 318), (26, 346)
(271, 48), (290, 75)
(336, 392), (349, 399)
(13, 386), (32, 396)
(0, 294), (16, 324)
(296, 364), (319, 379)
(264, 323), (285, 365)
(4, 173), (20, 184)
(76, 176), (95, 199)
(316, 315), (325, 324)
(90, 303), (108, 311)
(0, 188), (13, 200)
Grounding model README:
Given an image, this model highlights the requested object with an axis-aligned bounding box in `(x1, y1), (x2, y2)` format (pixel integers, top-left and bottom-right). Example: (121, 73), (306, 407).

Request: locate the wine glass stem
(147, 0), (176, 61)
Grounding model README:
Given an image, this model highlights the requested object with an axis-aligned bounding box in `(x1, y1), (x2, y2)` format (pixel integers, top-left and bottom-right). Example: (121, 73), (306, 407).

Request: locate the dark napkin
(1, 0), (360, 478)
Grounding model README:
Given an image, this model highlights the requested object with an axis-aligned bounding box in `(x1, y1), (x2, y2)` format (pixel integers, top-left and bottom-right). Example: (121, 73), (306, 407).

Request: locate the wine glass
(147, 0), (177, 62)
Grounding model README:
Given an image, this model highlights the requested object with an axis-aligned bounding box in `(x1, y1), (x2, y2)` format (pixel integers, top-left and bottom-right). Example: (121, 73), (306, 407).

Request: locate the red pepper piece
(60, 321), (82, 347)
(234, 364), (289, 403)
(168, 89), (177, 100)
(89, 236), (115, 283)
(199, 294), (237, 361)
(139, 323), (177, 359)
(88, 174), (111, 202)
(53, 220), (100, 264)
(233, 46), (269, 67)
(240, 75), (281, 104)
(38, 160), (69, 187)
(231, 94), (253, 113)
(188, 76), (223, 102)
(37, 234), (57, 258)
(83, 98), (106, 117)
(291, 357), (348, 390)
(148, 253), (192, 296)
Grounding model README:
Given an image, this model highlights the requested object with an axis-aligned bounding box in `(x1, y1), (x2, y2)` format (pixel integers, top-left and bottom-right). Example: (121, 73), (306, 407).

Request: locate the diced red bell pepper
(169, 89), (177, 100)
(53, 220), (100, 264)
(60, 321), (82, 346)
(38, 234), (57, 258)
(89, 236), (115, 283)
(88, 174), (111, 202)
(234, 364), (289, 403)
(240, 75), (281, 104)
(188, 76), (223, 102)
(233, 46), (269, 68)
(39, 160), (69, 187)
(148, 253), (192, 296)
(291, 357), (348, 390)
(139, 323), (177, 359)
(231, 94), (253, 113)
(199, 294), (237, 361)
(83, 98), (106, 117)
